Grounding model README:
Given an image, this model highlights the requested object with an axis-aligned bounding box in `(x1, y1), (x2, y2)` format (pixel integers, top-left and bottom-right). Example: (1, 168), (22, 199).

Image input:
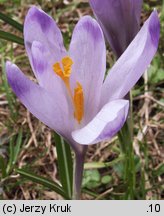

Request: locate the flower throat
(53, 56), (84, 124)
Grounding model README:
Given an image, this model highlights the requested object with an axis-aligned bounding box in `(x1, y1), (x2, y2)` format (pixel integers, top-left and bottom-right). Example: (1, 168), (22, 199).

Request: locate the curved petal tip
(72, 15), (105, 43)
(6, 60), (12, 68)
(5, 62), (30, 97)
(24, 6), (54, 33)
(149, 10), (160, 47)
(72, 100), (129, 145)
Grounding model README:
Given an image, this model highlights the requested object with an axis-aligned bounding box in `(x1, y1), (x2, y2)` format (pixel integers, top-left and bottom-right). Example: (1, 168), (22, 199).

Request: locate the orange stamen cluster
(53, 56), (84, 124)
(73, 82), (84, 124)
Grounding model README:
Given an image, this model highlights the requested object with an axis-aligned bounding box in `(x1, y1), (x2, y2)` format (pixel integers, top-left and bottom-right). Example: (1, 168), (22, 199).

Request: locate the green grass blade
(153, 164), (164, 177)
(13, 130), (22, 165)
(6, 131), (22, 175)
(84, 156), (124, 169)
(6, 135), (15, 174)
(0, 12), (23, 32)
(0, 156), (7, 178)
(0, 30), (24, 45)
(1, 57), (18, 121)
(54, 133), (73, 199)
(16, 168), (70, 199)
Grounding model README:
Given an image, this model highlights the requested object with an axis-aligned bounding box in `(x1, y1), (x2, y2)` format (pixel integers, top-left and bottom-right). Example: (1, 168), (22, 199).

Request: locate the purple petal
(89, 0), (142, 57)
(6, 61), (73, 141)
(72, 100), (129, 145)
(31, 41), (66, 94)
(101, 10), (160, 106)
(69, 16), (106, 124)
(31, 41), (48, 83)
(24, 6), (67, 83)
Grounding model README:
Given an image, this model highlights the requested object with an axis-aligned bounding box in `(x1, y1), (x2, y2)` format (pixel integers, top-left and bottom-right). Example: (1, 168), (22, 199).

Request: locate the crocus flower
(89, 0), (143, 58)
(5, 6), (159, 199)
(6, 7), (159, 150)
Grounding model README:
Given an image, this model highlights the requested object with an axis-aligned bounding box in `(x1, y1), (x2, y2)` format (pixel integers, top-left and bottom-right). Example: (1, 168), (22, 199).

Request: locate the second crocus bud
(89, 0), (143, 58)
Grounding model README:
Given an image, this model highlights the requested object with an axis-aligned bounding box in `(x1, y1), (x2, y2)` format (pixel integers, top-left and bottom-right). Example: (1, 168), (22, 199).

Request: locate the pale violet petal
(24, 6), (67, 91)
(6, 61), (73, 141)
(72, 100), (129, 145)
(31, 41), (67, 94)
(101, 11), (160, 106)
(69, 16), (106, 124)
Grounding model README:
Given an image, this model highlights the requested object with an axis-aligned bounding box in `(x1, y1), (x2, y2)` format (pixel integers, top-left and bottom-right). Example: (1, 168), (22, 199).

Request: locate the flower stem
(118, 91), (136, 199)
(118, 122), (135, 199)
(72, 146), (87, 200)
